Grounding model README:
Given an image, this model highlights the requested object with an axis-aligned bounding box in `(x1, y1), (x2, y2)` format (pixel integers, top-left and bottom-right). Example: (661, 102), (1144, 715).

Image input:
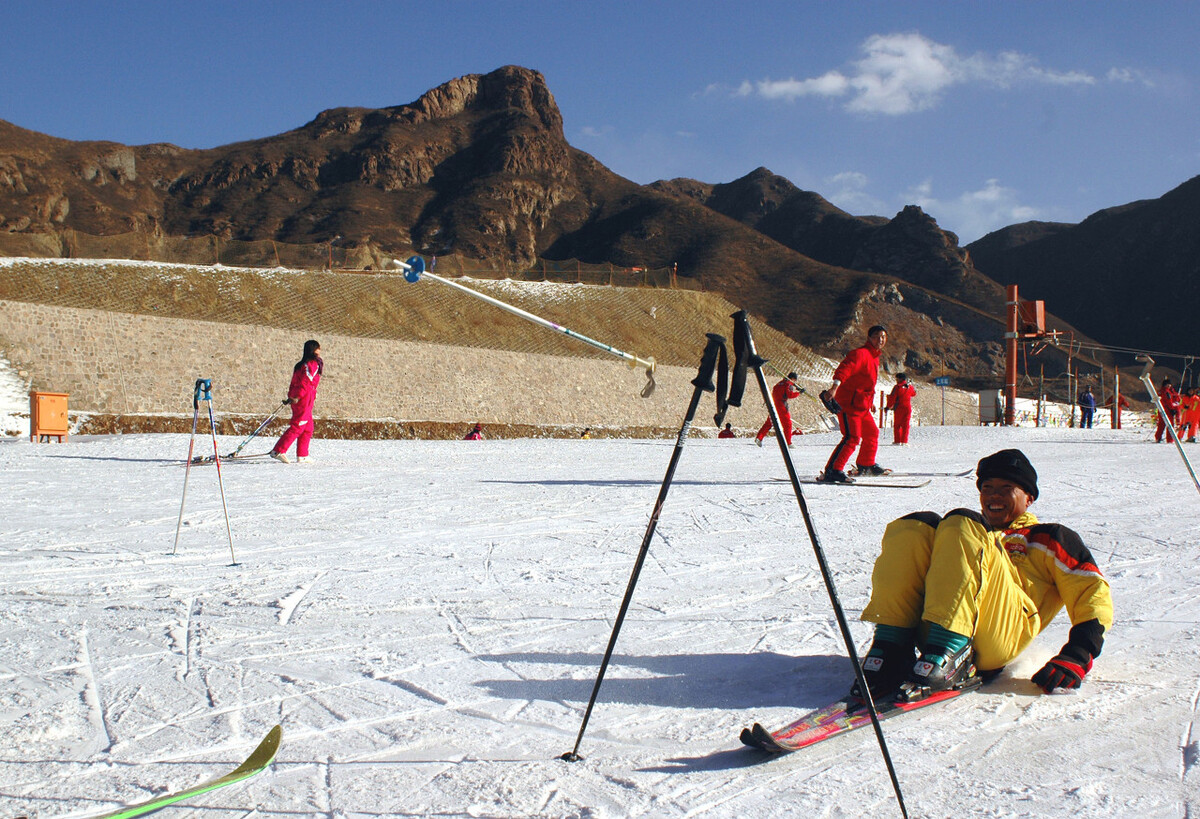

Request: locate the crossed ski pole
(173, 378), (237, 565)
(736, 311), (910, 819)
(561, 333), (725, 762)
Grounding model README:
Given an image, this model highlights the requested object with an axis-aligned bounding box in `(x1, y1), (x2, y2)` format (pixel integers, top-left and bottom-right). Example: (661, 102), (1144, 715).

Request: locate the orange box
(30, 391), (69, 443)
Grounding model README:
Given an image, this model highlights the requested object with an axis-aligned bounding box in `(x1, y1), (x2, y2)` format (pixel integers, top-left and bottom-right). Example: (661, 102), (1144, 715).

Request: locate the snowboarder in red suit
(887, 373), (916, 445)
(819, 325), (887, 482)
(271, 339), (323, 464)
(1155, 377), (1182, 442)
(755, 372), (802, 446)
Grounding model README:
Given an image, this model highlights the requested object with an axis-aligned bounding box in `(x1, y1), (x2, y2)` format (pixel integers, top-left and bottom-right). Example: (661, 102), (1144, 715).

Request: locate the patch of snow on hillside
(0, 352), (30, 436)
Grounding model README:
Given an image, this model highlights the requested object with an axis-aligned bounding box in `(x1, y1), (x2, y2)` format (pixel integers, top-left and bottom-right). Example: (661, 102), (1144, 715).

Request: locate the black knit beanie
(976, 449), (1039, 500)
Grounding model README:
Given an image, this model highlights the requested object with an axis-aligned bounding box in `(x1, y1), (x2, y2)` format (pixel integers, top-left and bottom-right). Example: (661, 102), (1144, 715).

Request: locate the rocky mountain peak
(850, 204), (975, 297)
(405, 66), (563, 135)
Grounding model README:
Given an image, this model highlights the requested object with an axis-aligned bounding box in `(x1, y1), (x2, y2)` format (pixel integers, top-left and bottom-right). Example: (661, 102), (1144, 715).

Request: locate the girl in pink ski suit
(272, 340), (323, 461)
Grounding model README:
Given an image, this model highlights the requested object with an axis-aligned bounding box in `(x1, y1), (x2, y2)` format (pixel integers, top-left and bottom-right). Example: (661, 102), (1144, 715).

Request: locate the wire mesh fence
(0, 257), (828, 374)
(0, 230), (696, 290)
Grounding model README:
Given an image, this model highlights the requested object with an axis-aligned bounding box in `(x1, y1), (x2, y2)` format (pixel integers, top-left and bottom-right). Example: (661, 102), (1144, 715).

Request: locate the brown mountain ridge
(1, 64), (1121, 389)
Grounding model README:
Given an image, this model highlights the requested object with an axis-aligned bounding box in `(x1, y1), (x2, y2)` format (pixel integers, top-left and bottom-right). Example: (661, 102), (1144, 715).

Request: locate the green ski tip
(96, 724), (281, 819)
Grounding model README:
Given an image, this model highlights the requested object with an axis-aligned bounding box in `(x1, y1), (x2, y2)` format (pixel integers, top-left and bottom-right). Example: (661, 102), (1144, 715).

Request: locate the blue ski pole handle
(193, 378), (212, 408)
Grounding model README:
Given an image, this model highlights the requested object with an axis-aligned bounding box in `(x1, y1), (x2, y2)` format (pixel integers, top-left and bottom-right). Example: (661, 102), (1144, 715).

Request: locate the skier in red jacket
(886, 373), (916, 445)
(1155, 377), (1182, 443)
(755, 372), (802, 447)
(819, 325), (887, 483)
(271, 340), (323, 464)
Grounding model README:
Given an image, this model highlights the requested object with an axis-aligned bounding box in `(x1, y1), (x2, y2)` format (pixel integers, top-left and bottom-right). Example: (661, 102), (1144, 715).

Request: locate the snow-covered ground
(1, 425), (1198, 818)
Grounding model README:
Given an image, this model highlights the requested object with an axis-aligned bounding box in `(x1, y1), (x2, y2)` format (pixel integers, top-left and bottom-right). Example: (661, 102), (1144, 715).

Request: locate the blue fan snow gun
(394, 255), (657, 397)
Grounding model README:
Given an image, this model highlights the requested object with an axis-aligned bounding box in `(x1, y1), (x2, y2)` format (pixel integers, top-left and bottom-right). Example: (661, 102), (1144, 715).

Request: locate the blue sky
(4, 1), (1198, 243)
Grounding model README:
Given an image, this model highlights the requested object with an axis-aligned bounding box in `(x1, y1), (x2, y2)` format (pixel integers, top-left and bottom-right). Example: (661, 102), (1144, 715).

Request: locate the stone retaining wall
(0, 299), (980, 434)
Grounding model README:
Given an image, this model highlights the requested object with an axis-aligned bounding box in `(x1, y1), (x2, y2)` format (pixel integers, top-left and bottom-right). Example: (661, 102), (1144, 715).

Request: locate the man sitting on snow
(852, 448), (1113, 699)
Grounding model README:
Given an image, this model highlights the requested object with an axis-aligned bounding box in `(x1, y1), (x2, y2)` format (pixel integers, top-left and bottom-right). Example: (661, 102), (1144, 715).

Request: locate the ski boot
(899, 642), (978, 702)
(850, 463), (892, 477)
(817, 469), (854, 484)
(850, 636), (916, 703)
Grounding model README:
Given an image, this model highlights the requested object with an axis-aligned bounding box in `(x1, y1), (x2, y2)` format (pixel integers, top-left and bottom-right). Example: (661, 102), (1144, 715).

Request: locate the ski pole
(394, 255), (657, 398)
(561, 332), (724, 762)
(203, 387), (238, 565)
(172, 380), (204, 555)
(1136, 355), (1200, 499)
(226, 400), (288, 459)
(735, 311), (909, 819)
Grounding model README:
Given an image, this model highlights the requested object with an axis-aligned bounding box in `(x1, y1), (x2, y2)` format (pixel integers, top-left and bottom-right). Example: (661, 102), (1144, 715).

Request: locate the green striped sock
(873, 624), (915, 646)
(924, 622), (970, 657)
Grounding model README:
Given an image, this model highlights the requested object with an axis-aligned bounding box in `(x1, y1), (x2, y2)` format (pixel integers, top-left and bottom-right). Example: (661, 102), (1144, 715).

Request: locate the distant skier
(270, 340), (323, 464)
(1178, 387), (1200, 442)
(754, 372), (802, 447)
(886, 373), (916, 445)
(1154, 377), (1181, 442)
(819, 325), (888, 482)
(464, 423), (484, 440)
(718, 423), (736, 439)
(1079, 386), (1097, 429)
(852, 449), (1113, 700)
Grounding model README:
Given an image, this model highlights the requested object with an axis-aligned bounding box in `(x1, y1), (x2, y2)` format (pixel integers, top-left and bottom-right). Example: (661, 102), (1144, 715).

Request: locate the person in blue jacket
(1079, 386), (1097, 429)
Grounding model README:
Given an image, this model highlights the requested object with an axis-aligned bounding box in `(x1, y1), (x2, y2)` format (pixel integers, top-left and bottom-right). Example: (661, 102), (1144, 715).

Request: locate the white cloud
(905, 178), (1043, 242)
(757, 72), (851, 101)
(579, 125), (613, 138)
(1106, 67), (1155, 87)
(741, 32), (1098, 115)
(824, 171), (887, 215)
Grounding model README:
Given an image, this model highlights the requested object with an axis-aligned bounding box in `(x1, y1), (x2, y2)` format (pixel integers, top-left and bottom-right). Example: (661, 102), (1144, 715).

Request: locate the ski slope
(1, 425), (1197, 817)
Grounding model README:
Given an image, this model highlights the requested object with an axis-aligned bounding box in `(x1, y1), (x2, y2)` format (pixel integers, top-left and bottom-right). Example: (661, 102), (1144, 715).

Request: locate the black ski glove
(1032, 654), (1091, 692)
(819, 390), (842, 414)
(1032, 620), (1104, 693)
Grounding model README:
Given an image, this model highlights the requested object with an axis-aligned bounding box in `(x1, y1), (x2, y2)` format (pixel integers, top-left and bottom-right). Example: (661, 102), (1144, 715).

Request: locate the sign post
(934, 376), (950, 425)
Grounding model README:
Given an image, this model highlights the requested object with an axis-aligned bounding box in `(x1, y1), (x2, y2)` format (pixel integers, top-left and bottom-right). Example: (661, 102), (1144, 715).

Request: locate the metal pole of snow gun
(394, 256), (657, 397)
(1136, 355), (1200, 499)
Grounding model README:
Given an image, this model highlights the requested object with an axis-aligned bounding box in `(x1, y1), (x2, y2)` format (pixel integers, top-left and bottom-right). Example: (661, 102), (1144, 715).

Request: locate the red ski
(741, 679), (980, 753)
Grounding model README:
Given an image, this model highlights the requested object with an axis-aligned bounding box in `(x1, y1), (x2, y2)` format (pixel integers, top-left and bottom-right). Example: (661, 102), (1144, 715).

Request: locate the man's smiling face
(979, 478), (1033, 528)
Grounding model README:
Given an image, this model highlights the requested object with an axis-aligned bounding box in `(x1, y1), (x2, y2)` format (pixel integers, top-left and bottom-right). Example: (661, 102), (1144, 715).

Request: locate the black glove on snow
(1032, 620), (1104, 693)
(819, 390), (842, 414)
(1032, 655), (1091, 692)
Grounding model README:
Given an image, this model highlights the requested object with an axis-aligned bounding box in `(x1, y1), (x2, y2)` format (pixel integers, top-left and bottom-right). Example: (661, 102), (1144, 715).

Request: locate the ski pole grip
(193, 378), (212, 408)
(692, 333), (725, 392)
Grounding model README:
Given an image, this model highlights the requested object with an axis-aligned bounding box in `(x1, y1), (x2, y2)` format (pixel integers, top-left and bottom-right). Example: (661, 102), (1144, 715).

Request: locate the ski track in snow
(1, 427), (1198, 817)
